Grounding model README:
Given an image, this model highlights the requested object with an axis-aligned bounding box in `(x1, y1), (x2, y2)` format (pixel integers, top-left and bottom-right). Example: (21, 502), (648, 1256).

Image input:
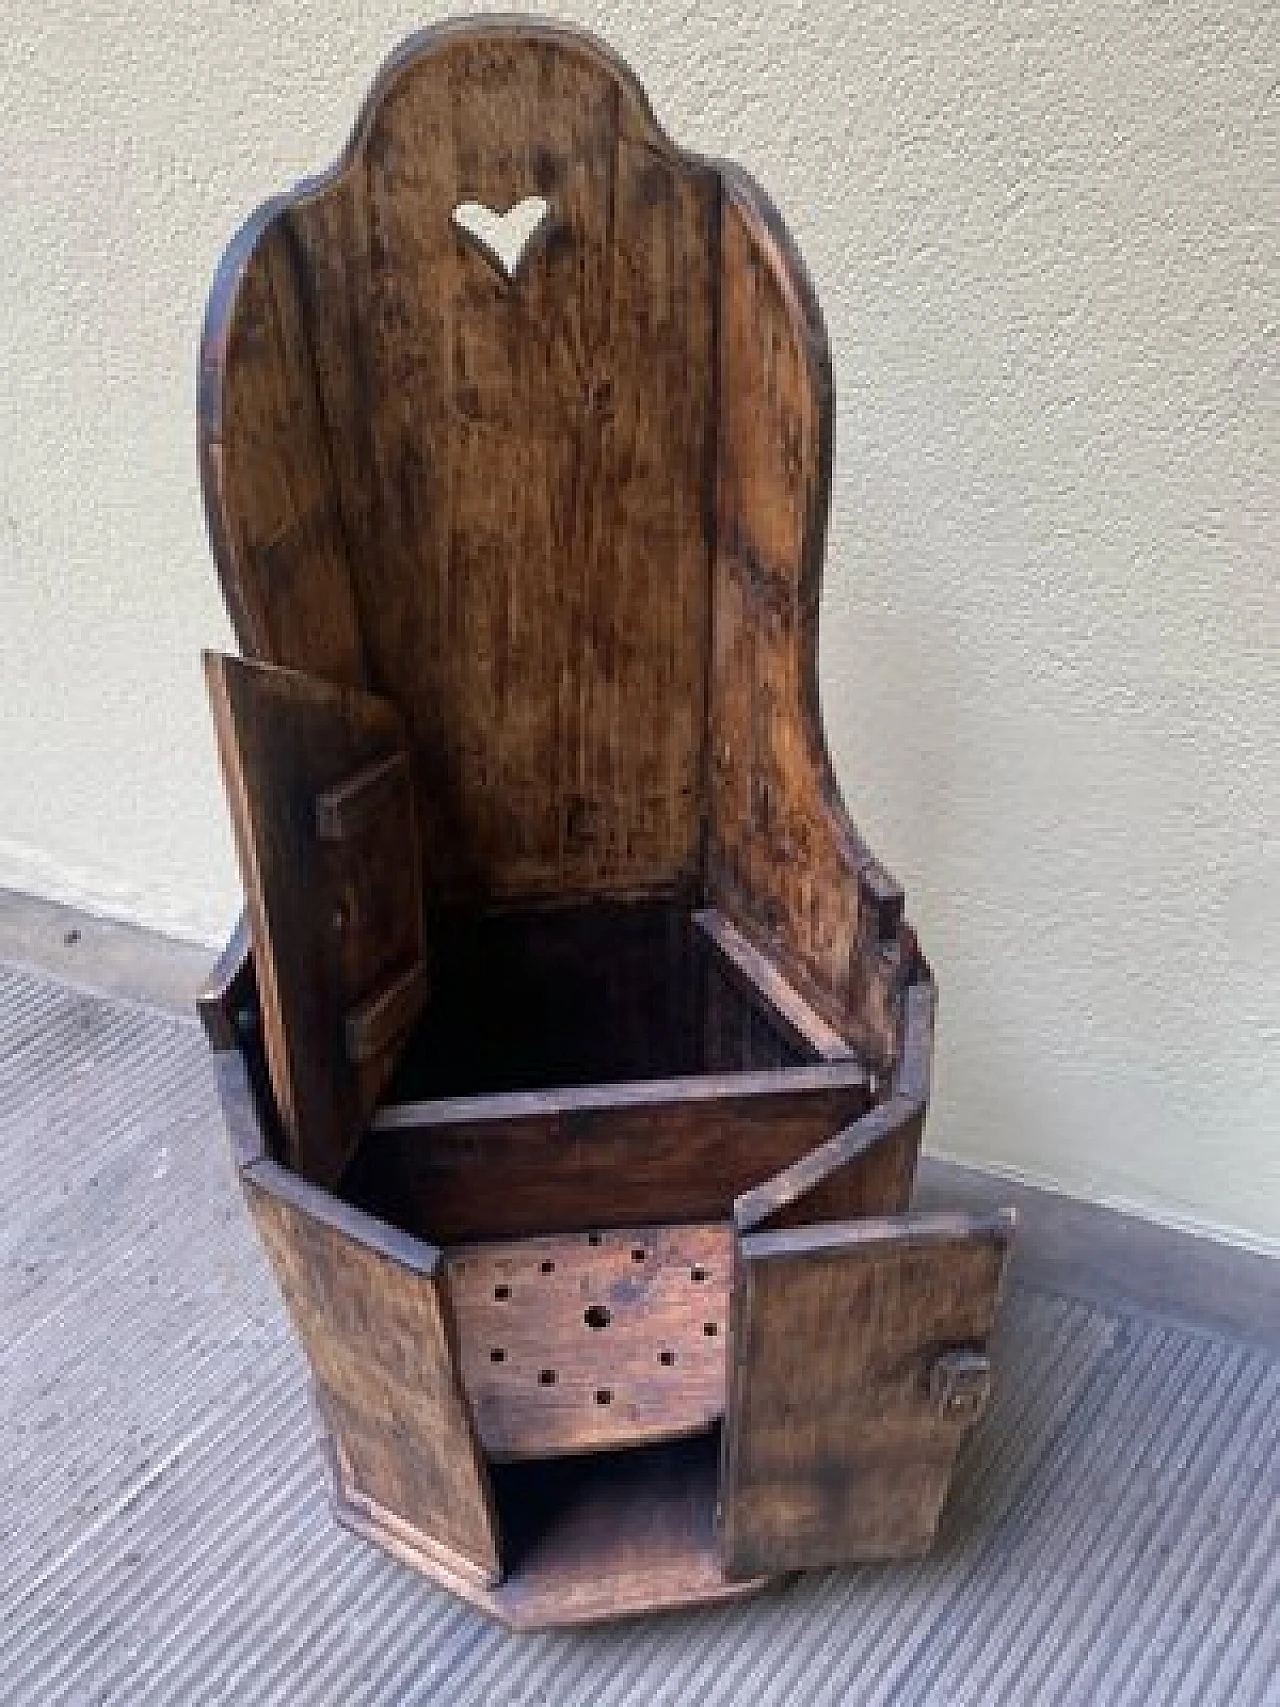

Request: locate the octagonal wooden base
(200, 897), (1013, 1626)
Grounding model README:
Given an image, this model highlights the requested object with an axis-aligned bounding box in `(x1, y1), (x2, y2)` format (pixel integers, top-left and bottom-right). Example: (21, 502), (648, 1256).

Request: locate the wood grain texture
(447, 1223), (730, 1460)
(200, 19), (718, 905)
(205, 652), (425, 1185)
(326, 1429), (765, 1630)
(199, 215), (366, 684)
(693, 906), (858, 1061)
(200, 19), (933, 1070)
(349, 1064), (873, 1244)
(243, 1157), (500, 1582)
(707, 167), (917, 1068)
(732, 1092), (924, 1233)
(719, 1209), (1015, 1574)
(381, 892), (759, 1101)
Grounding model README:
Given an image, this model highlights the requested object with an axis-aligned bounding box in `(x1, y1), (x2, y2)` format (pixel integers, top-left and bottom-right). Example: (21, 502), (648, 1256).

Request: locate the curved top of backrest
(201, 19), (730, 901)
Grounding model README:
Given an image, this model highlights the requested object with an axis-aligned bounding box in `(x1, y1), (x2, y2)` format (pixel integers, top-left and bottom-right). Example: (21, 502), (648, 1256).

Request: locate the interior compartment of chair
(336, 887), (880, 1249)
(337, 891), (873, 1246)
(383, 890), (809, 1102)
(325, 890), (873, 1465)
(485, 1429), (739, 1620)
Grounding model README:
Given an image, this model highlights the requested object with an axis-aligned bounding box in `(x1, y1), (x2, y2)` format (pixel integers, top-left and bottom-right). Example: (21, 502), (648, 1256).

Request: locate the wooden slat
(315, 751), (412, 842)
(345, 962), (429, 1065)
(205, 652), (426, 1186)
(446, 1223), (731, 1461)
(196, 912), (253, 1051)
(693, 907), (858, 1061)
(349, 1065), (873, 1244)
(243, 1157), (500, 1582)
(893, 976), (937, 1103)
(732, 1092), (924, 1233)
(198, 213), (366, 684)
(720, 1209), (1016, 1574)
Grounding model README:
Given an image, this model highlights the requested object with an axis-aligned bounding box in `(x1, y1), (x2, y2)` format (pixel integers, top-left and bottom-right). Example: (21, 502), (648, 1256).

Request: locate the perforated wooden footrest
(447, 1223), (732, 1460)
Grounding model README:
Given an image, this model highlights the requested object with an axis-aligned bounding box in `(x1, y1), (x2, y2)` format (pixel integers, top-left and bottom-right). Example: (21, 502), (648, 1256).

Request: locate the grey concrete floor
(1, 929), (1277, 1705)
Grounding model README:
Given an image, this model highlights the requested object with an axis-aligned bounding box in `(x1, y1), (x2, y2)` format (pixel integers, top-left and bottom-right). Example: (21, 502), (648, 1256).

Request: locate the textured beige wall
(1, 2), (1276, 1246)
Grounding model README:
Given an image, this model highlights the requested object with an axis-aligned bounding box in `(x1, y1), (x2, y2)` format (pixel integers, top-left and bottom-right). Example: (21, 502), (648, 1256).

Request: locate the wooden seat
(198, 18), (1014, 1628)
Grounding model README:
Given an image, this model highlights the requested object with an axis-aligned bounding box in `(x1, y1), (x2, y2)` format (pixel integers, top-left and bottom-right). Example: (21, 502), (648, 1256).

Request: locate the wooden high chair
(198, 18), (1014, 1628)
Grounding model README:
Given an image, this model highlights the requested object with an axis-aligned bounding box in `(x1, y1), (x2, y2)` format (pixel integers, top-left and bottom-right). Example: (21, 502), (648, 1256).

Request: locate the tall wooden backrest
(202, 22), (718, 903)
(200, 20), (915, 1157)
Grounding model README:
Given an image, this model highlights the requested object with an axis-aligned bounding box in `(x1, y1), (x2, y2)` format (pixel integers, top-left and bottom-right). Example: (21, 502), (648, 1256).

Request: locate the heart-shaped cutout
(451, 195), (552, 283)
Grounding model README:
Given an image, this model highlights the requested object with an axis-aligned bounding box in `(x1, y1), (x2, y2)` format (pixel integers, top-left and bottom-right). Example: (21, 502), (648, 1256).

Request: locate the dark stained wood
(446, 1222), (731, 1460)
(719, 1210), (1016, 1575)
(893, 973), (936, 1103)
(244, 1156), (500, 1582)
(196, 910), (253, 1051)
(344, 963), (430, 1065)
(200, 19), (719, 906)
(693, 906), (858, 1061)
(349, 1064), (873, 1244)
(192, 20), (1008, 1623)
(699, 933), (810, 1075)
(732, 1092), (924, 1233)
(382, 891), (793, 1102)
(328, 1427), (767, 1629)
(315, 751), (413, 842)
(205, 653), (426, 1186)
(487, 1433), (766, 1627)
(199, 215), (366, 684)
(706, 167), (916, 1070)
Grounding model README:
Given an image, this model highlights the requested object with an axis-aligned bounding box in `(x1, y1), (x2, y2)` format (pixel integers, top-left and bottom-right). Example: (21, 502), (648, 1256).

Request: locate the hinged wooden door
(205, 653), (427, 1186)
(719, 1209), (1014, 1575)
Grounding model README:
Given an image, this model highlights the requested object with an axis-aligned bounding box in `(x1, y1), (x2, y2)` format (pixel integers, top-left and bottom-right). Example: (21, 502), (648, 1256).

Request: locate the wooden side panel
(732, 1093), (924, 1233)
(205, 653), (426, 1186)
(709, 171), (914, 1066)
(720, 1210), (1015, 1574)
(693, 906), (858, 1063)
(350, 1069), (873, 1244)
(199, 216), (366, 683)
(700, 958), (807, 1075)
(243, 1162), (500, 1581)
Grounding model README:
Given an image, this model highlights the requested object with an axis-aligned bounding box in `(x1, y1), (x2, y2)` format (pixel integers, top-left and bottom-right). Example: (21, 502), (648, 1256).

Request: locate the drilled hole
(631, 1247), (646, 1262)
(540, 1259), (555, 1274)
(595, 1387), (613, 1406)
(490, 1348), (505, 1364)
(691, 1265), (707, 1282)
(494, 1284), (511, 1301)
(659, 1349), (676, 1367)
(539, 1368), (557, 1386)
(703, 1321), (719, 1337)
(587, 1233), (602, 1247)
(584, 1304), (611, 1330)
